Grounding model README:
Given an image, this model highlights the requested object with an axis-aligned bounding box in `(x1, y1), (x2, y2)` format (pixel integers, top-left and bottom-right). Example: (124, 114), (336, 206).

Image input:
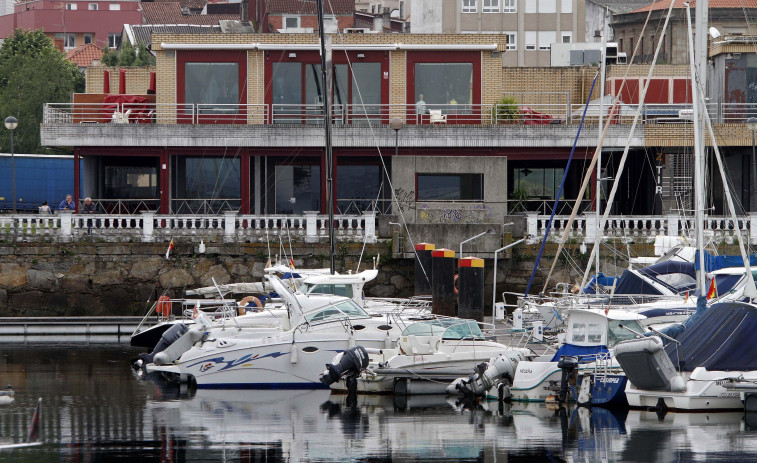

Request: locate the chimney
(382, 7), (390, 30)
(240, 0), (249, 22)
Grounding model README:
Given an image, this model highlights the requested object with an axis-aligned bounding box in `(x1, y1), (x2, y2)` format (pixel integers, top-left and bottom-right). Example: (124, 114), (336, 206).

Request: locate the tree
(0, 29), (84, 153)
(100, 42), (156, 67)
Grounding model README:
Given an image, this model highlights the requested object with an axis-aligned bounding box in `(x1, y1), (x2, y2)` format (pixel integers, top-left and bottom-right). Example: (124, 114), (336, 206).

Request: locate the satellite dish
(709, 27), (722, 39)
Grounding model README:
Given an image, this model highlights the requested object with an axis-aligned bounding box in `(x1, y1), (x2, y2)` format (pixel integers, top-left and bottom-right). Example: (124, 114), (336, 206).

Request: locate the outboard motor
(448, 351), (524, 399)
(320, 346), (370, 393)
(557, 355), (579, 405)
(134, 323), (189, 369)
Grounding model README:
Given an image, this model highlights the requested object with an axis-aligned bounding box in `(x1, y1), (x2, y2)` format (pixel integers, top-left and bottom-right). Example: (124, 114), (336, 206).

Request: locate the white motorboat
(509, 308), (648, 406)
(615, 301), (757, 411)
(323, 318), (530, 395)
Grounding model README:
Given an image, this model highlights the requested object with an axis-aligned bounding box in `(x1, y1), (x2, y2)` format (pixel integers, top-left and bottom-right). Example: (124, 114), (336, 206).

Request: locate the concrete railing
(0, 211), (377, 244)
(526, 212), (757, 244)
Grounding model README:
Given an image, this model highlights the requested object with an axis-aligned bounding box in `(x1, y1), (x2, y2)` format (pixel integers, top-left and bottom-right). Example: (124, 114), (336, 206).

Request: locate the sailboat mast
(687, 2), (707, 292)
(317, 0), (336, 274)
(596, 6), (608, 277)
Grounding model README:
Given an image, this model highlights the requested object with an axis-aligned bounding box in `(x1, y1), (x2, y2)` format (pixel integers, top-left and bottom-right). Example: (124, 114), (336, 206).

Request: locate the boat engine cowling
(557, 355), (579, 404)
(320, 346), (370, 386)
(448, 351), (525, 397)
(136, 323), (189, 366)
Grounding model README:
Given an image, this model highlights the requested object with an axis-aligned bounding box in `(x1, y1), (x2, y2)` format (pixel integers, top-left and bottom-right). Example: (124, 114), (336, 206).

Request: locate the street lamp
(460, 228), (497, 259)
(748, 117), (757, 212)
(4, 116), (17, 214)
(389, 118), (403, 158)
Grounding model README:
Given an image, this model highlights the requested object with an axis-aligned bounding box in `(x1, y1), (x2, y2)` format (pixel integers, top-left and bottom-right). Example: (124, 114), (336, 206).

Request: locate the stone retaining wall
(0, 240), (688, 316)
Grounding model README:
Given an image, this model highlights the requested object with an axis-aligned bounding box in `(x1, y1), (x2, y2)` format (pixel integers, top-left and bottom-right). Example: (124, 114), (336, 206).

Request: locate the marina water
(0, 345), (756, 461)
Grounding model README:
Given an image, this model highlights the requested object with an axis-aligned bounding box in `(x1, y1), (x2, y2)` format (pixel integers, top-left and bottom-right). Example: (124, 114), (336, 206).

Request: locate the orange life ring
(454, 274), (459, 295)
(156, 295), (171, 317)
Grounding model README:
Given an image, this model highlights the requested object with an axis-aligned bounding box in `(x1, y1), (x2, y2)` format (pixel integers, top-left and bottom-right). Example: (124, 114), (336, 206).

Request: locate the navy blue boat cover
(582, 273), (620, 294)
(665, 301), (757, 372)
(695, 250), (757, 272)
(550, 344), (608, 362)
(613, 261), (696, 295)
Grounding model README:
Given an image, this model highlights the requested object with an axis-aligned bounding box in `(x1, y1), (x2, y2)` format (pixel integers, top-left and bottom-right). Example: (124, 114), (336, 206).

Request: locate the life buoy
(156, 295), (171, 317)
(238, 296), (264, 315)
(454, 274), (459, 295)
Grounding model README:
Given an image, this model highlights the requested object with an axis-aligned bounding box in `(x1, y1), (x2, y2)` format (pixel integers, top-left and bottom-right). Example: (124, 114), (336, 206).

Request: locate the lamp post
(390, 117), (402, 158)
(748, 117), (757, 212)
(4, 116), (17, 214)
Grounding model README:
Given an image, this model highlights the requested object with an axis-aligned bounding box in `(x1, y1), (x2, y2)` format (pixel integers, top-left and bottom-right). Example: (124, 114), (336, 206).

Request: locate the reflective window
(185, 63), (239, 114)
(414, 63), (473, 110)
(108, 33), (121, 48)
(571, 322), (586, 343)
(350, 62), (382, 122)
(172, 157), (240, 213)
(587, 323), (603, 343)
(417, 174), (483, 201)
(655, 272), (697, 292)
(337, 164), (383, 213)
(305, 284), (354, 298)
(104, 166), (158, 199)
(607, 319), (644, 347)
(513, 167), (564, 200)
(272, 62), (302, 123)
(275, 165), (320, 214)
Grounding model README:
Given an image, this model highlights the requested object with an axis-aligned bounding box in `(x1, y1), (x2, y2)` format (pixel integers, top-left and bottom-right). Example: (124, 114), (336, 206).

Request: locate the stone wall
(0, 239), (697, 316)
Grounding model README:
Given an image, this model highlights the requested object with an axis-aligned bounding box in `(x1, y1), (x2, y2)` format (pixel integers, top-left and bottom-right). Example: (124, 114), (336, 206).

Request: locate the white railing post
(362, 212), (376, 243)
(304, 211), (318, 243)
(59, 210), (73, 242)
(751, 213), (757, 245)
(526, 212), (539, 243)
(584, 213), (597, 244)
(141, 210), (155, 242)
(223, 210), (237, 243)
(666, 214), (680, 237)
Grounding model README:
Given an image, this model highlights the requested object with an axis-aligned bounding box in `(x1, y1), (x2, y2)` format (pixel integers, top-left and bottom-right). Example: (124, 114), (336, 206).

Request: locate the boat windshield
(304, 300), (370, 324)
(401, 319), (485, 340)
(303, 283), (354, 298)
(606, 319), (644, 348)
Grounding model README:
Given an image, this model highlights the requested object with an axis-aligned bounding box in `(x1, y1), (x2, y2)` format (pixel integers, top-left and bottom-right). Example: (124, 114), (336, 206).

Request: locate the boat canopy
(614, 261), (696, 295)
(695, 250), (757, 272)
(582, 273), (619, 294)
(401, 319), (485, 340)
(665, 301), (757, 372)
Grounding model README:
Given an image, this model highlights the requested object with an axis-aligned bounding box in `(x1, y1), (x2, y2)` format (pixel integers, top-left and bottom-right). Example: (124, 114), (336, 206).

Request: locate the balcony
(41, 101), (757, 150)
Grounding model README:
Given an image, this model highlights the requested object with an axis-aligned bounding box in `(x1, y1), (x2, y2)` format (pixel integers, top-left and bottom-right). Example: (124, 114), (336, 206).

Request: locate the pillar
(431, 248), (456, 316)
(458, 257), (485, 322)
(414, 243), (435, 296)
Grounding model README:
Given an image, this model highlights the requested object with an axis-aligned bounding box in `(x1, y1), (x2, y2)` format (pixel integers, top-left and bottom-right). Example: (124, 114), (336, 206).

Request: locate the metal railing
(44, 101), (757, 127)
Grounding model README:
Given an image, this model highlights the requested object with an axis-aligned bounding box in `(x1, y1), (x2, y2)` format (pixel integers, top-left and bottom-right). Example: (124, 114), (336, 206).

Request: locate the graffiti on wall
(417, 203), (495, 224)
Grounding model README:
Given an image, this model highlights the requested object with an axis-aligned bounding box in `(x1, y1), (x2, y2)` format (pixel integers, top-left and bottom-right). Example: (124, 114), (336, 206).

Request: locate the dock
(0, 317), (142, 344)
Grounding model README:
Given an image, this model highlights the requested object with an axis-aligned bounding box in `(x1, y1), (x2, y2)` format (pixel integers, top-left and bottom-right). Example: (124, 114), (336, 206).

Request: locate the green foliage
(492, 96), (520, 123)
(119, 42), (136, 66)
(101, 47), (119, 66)
(101, 42), (155, 67)
(510, 186), (530, 212)
(136, 44), (156, 66)
(0, 29), (83, 153)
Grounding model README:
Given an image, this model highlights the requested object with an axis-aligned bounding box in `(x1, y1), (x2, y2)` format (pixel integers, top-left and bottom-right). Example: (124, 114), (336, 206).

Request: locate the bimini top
(614, 261), (696, 296)
(665, 301), (757, 372)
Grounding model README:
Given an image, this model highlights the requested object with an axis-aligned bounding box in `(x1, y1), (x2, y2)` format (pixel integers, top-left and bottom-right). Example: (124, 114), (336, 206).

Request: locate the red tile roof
(630, 0), (757, 13)
(153, 0), (207, 12)
(141, 2), (239, 24)
(266, 0), (355, 15)
(65, 43), (103, 68)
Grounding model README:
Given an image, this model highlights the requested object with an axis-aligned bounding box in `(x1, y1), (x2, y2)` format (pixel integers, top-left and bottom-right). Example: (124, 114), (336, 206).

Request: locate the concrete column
(141, 210), (155, 242)
(584, 213), (597, 244)
(526, 211), (539, 243)
(666, 214), (680, 237)
(363, 212), (376, 243)
(304, 211), (319, 243)
(223, 210), (237, 243)
(59, 210), (73, 242)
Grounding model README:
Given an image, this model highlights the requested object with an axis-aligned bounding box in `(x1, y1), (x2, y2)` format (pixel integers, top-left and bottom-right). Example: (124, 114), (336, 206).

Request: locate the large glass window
(513, 167), (564, 199)
(337, 164), (386, 213)
(172, 157), (240, 213)
(272, 62), (303, 123)
(185, 63), (239, 114)
(275, 165), (321, 214)
(108, 33), (120, 48)
(483, 0), (499, 12)
(104, 166), (158, 199)
(350, 62), (382, 122)
(414, 63), (473, 110)
(503, 0), (516, 12)
(417, 174), (483, 201)
(462, 0), (477, 13)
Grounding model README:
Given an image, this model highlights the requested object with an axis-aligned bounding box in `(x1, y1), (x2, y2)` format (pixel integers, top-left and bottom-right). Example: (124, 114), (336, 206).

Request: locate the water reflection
(1, 346), (757, 462)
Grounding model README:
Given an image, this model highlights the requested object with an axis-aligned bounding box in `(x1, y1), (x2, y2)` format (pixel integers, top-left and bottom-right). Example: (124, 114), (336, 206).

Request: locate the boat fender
(290, 342), (298, 364)
(454, 274), (459, 295)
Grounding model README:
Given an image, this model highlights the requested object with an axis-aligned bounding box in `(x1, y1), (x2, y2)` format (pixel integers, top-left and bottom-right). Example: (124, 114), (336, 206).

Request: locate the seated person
(237, 295), (264, 315)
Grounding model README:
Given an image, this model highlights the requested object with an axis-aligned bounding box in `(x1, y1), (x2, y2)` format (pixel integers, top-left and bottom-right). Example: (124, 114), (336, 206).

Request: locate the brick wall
(644, 123), (753, 147)
(606, 64), (688, 78)
(500, 66), (594, 105)
(85, 66), (156, 94)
